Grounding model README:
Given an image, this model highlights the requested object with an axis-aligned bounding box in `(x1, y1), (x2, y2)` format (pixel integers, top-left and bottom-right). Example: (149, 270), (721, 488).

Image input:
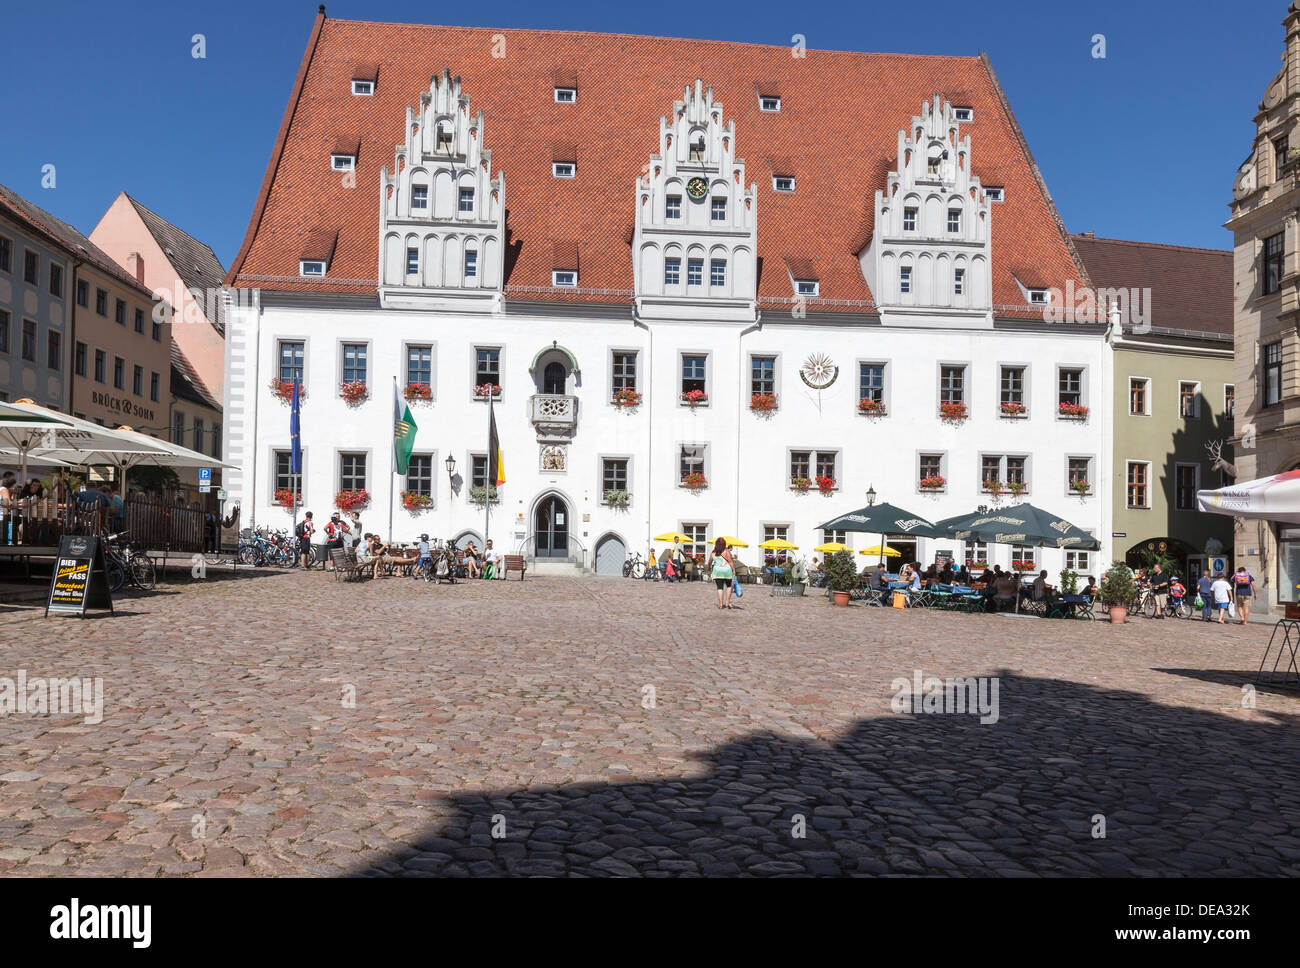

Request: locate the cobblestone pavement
(0, 571), (1297, 877)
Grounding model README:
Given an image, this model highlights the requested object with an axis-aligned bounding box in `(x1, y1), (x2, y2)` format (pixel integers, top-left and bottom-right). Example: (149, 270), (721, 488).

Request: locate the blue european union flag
(289, 380), (302, 474)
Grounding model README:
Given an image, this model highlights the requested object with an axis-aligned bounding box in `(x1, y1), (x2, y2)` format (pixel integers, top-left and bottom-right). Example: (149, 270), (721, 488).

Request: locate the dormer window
(553, 270), (577, 288)
(796, 280), (819, 297)
(436, 123), (453, 152)
(406, 248), (419, 276)
(352, 80), (374, 96)
(411, 185), (428, 210)
(1029, 289), (1049, 305)
(690, 133), (706, 162)
(666, 195), (682, 219)
(954, 107), (973, 122)
(330, 154), (355, 172)
(554, 87), (576, 103)
(903, 207), (917, 232)
(458, 187), (475, 213)
(984, 186), (1004, 202)
(773, 176), (795, 192)
(711, 197), (727, 221)
(553, 162), (576, 178)
(300, 260), (326, 277)
(759, 95), (781, 112)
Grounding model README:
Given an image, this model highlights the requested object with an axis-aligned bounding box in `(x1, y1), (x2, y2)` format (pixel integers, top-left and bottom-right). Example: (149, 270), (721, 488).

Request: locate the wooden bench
(329, 548), (370, 581)
(503, 554), (526, 581)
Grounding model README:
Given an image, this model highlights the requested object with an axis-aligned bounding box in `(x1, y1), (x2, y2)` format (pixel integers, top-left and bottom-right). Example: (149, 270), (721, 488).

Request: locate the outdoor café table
(1051, 595), (1094, 620)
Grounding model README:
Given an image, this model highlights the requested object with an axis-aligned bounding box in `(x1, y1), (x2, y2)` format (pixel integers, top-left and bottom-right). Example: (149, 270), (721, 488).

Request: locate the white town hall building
(222, 11), (1113, 576)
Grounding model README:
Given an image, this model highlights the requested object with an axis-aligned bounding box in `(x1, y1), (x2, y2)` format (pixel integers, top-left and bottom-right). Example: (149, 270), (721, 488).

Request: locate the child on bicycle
(415, 533), (432, 580)
(1169, 577), (1186, 611)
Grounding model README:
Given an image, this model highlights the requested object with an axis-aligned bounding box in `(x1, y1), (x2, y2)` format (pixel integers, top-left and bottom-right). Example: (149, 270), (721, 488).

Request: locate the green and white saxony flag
(393, 380), (417, 474)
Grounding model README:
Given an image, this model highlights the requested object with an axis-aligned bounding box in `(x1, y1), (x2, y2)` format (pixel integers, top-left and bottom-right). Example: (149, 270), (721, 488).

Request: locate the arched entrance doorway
(542, 361), (566, 395)
(594, 533), (626, 576)
(535, 495), (570, 558)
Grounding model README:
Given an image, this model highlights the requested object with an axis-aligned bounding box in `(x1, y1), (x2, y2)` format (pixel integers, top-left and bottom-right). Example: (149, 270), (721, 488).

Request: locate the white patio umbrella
(0, 401), (177, 487)
(0, 401), (75, 485)
(1198, 469), (1300, 525)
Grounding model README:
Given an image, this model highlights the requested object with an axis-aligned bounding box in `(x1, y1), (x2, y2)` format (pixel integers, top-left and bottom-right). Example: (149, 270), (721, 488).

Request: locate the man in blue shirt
(415, 533), (432, 581)
(1196, 572), (1214, 622)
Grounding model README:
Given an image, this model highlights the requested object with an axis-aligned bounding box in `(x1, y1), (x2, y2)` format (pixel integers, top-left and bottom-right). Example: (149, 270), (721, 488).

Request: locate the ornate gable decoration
(632, 79), (758, 323)
(861, 94), (993, 318)
(379, 68), (506, 312)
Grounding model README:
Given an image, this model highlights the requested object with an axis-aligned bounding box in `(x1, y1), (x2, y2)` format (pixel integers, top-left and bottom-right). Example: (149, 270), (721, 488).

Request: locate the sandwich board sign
(46, 535), (115, 617)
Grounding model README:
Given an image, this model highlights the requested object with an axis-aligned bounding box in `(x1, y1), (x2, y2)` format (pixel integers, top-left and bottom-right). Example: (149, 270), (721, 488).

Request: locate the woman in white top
(1210, 573), (1233, 625)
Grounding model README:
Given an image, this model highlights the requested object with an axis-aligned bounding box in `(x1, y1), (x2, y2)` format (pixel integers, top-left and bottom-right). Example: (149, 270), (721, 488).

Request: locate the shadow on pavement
(344, 672), (1300, 877)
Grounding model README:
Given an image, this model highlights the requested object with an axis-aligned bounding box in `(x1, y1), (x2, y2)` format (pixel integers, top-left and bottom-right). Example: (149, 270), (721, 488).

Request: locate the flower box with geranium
(750, 392), (778, 414)
(682, 472), (707, 490)
(1012, 560), (1036, 572)
(682, 389), (708, 408)
(1000, 402), (1027, 418)
(340, 380), (368, 406)
(858, 399), (887, 417)
(791, 476), (812, 494)
(1059, 402), (1089, 420)
(273, 487), (302, 509)
(919, 474), (946, 491)
(815, 474), (836, 496)
(334, 489), (371, 512)
(403, 382), (433, 404)
(603, 489), (630, 508)
(983, 478), (1005, 497)
(969, 560), (989, 570)
(269, 379), (305, 405)
(612, 388), (642, 409)
(1070, 479), (1091, 496)
(1007, 480), (1028, 497)
(939, 401), (968, 422)
(400, 490), (433, 511)
(474, 384), (502, 400)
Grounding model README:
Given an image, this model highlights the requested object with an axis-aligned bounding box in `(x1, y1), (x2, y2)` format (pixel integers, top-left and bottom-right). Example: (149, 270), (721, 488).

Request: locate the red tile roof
(225, 13), (1087, 314)
(1070, 234), (1232, 337)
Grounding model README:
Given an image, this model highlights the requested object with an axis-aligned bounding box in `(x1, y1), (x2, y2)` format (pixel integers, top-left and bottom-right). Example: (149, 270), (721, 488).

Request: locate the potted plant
(1059, 402), (1089, 420)
(273, 487), (302, 509)
(403, 382), (433, 404)
(269, 379), (305, 405)
(983, 478), (1005, 498)
(815, 474), (836, 496)
(789, 557), (808, 597)
(1099, 561), (1137, 624)
(791, 476), (812, 494)
(340, 380), (369, 406)
(334, 489), (371, 512)
(1012, 559), (1035, 574)
(1008, 480), (1028, 497)
(682, 389), (708, 408)
(825, 550), (857, 606)
(474, 383), (502, 400)
(682, 472), (707, 491)
(400, 490), (433, 512)
(603, 489), (630, 508)
(970, 559), (989, 570)
(939, 401), (968, 423)
(1059, 569), (1079, 596)
(612, 388), (642, 409)
(858, 399), (887, 417)
(999, 401), (1027, 417)
(469, 485), (499, 505)
(1070, 479), (1091, 496)
(750, 392), (778, 414)
(919, 473), (946, 492)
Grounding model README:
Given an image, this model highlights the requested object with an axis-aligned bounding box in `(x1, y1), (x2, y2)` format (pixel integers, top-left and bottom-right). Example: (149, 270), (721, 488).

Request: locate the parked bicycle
(623, 551), (647, 579)
(103, 530), (156, 593)
(1130, 585), (1192, 619)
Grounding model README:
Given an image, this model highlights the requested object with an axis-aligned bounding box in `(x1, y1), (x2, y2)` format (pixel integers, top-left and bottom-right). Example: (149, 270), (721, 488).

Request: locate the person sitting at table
(463, 540), (482, 579)
(1081, 576), (1098, 600)
(365, 533), (386, 579)
(871, 563), (887, 589)
(979, 566), (995, 586)
(1030, 570), (1054, 605)
(989, 573), (1018, 611)
(938, 562), (955, 585)
(907, 566), (922, 592)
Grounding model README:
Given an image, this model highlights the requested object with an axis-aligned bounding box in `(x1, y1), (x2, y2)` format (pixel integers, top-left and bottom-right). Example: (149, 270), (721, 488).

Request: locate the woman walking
(707, 537), (736, 609)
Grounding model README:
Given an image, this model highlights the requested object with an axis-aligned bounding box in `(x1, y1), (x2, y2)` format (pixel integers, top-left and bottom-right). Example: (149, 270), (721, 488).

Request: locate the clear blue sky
(0, 0), (1281, 265)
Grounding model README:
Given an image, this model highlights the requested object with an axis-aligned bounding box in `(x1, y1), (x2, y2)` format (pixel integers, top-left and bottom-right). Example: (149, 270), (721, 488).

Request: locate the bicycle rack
(1257, 620), (1300, 690)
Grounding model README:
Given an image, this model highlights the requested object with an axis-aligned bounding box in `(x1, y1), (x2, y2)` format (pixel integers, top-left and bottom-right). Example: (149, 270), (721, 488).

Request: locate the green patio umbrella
(934, 503), (1101, 551)
(818, 502), (947, 565)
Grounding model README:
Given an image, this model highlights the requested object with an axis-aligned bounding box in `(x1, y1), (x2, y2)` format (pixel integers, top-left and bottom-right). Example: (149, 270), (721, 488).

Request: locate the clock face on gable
(686, 177), (709, 200)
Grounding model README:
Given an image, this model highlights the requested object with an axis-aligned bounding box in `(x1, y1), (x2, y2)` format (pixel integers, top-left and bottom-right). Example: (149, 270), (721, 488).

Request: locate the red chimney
(129, 252), (145, 283)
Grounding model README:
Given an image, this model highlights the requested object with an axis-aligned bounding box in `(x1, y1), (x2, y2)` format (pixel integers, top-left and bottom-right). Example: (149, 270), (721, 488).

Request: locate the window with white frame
(1068, 456), (1092, 494)
(406, 247), (419, 276)
(411, 185), (428, 210)
(859, 362), (885, 405)
(552, 162), (575, 178)
(773, 176), (795, 192)
(475, 347), (500, 388)
(1058, 368), (1084, 407)
(552, 270), (577, 287)
(300, 260), (326, 277)
(1011, 545), (1035, 569)
(458, 187), (474, 213)
(984, 186), (1003, 202)
(954, 268), (965, 296)
(982, 454), (1029, 492)
(407, 454), (434, 498)
(1127, 461), (1150, 509)
(681, 354), (707, 398)
(1179, 381), (1200, 418)
(954, 106), (973, 121)
(822, 529), (848, 546)
(1064, 547), (1091, 573)
(966, 541), (989, 567)
(947, 208), (962, 233)
(601, 458), (628, 499)
(407, 345), (432, 387)
(330, 154), (355, 171)
(1029, 288), (1049, 305)
(1129, 377), (1149, 415)
(339, 452), (367, 492)
(680, 444), (706, 484)
(1224, 384), (1235, 417)
(1000, 366), (1025, 409)
(751, 356), (776, 396)
(759, 95), (780, 112)
(664, 258), (680, 286)
(790, 450), (810, 482)
(279, 341), (304, 383)
(711, 197), (726, 221)
(918, 452), (945, 488)
(612, 351), (637, 393)
(554, 87), (576, 103)
(940, 364), (965, 404)
(762, 525), (790, 563)
(352, 79), (374, 96)
(342, 343), (367, 385)
(903, 207), (917, 232)
(900, 266), (912, 293)
(666, 195), (682, 219)
(1175, 464), (1199, 510)
(710, 259), (726, 288)
(682, 523), (708, 560)
(687, 258), (703, 287)
(465, 250), (477, 278)
(273, 450), (300, 493)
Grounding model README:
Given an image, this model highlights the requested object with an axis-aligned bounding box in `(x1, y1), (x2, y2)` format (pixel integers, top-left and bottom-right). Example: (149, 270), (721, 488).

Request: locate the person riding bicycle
(1169, 577), (1186, 610)
(415, 533), (432, 580)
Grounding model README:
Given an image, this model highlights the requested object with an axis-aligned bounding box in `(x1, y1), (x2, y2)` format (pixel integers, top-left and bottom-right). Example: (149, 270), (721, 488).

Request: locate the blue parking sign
(199, 467), (212, 482)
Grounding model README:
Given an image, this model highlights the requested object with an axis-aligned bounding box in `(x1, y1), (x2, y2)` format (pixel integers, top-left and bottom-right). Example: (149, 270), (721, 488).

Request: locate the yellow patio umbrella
(759, 538), (799, 551)
(815, 542), (852, 553)
(860, 545), (902, 558)
(711, 535), (749, 548)
(654, 532), (691, 543)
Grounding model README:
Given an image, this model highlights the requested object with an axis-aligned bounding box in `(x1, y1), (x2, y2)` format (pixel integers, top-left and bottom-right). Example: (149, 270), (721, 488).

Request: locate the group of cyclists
(1127, 562), (1256, 623)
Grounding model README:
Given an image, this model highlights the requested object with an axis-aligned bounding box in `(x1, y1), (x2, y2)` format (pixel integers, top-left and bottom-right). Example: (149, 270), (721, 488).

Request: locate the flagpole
(389, 377), (396, 545)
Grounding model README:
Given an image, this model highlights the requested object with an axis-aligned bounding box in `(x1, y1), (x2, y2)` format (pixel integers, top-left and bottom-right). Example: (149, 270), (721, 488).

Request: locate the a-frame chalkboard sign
(45, 535), (115, 617)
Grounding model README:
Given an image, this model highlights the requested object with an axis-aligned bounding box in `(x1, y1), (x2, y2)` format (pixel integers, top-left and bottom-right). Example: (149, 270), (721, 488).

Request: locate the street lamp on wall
(866, 484), (877, 507)
(445, 454), (456, 481)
